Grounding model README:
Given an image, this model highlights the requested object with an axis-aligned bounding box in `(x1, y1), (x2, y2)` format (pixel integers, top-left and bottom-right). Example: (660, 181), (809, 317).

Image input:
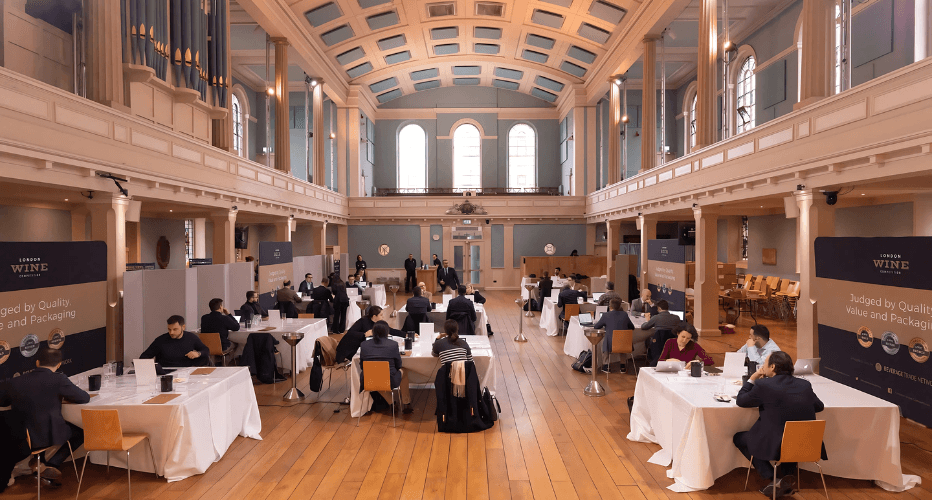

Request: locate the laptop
(358, 281), (367, 288)
(794, 358), (820, 375)
(233, 315), (241, 324)
(578, 312), (594, 326)
(655, 360), (684, 372)
(592, 293), (603, 303)
(670, 311), (685, 320)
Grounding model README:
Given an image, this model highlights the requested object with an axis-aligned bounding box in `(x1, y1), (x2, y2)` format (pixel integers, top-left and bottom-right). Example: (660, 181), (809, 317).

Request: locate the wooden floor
(8, 290), (932, 500)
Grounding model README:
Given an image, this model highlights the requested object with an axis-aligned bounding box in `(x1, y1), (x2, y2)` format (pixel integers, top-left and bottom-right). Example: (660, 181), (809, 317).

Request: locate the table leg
(585, 342), (605, 397)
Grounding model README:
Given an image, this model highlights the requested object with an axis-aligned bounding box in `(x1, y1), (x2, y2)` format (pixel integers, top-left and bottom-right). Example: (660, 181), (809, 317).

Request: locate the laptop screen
(578, 313), (593, 324)
(670, 311), (685, 320)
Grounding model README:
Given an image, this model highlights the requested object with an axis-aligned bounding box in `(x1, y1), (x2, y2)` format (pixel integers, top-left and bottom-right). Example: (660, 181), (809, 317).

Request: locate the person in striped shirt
(432, 319), (473, 364)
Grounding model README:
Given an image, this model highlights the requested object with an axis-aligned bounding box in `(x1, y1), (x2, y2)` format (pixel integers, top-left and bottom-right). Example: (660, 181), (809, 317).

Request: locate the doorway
(451, 225), (485, 289)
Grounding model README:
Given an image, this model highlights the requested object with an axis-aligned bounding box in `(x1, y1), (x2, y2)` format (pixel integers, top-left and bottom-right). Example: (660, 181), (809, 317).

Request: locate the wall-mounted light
(330, 132), (336, 139)
(267, 87), (275, 96)
(621, 114), (629, 123)
(310, 80), (318, 87)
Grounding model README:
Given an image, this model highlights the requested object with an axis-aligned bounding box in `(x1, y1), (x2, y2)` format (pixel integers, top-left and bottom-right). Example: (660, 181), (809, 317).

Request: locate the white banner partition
(194, 265), (227, 320)
(184, 268), (199, 330)
(226, 262), (254, 310)
(123, 269), (189, 365)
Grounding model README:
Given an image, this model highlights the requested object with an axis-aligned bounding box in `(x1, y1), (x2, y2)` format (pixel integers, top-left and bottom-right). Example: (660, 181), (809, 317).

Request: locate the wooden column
(312, 84), (326, 186)
(275, 218), (295, 242)
(796, 0), (833, 109)
(312, 221), (328, 255)
(693, 207), (720, 337)
(608, 80), (622, 183)
(696, 0), (718, 147)
(638, 215), (657, 290)
(85, 0), (125, 108)
(641, 37), (658, 172)
(87, 194), (130, 361)
(272, 38), (290, 173)
(795, 190), (835, 358)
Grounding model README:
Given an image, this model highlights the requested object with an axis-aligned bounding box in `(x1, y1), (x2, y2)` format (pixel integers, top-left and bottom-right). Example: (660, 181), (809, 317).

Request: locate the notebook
(578, 313), (594, 326)
(723, 352), (747, 378)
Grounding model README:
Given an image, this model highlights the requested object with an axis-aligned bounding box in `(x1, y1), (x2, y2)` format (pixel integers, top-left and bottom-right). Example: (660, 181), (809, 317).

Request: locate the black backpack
(482, 388), (501, 422)
(571, 350), (592, 372)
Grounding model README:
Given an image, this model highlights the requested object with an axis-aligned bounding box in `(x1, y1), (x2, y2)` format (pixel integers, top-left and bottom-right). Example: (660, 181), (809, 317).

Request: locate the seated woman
(659, 324), (714, 366)
(465, 284), (486, 304)
(417, 281), (433, 302)
(360, 321), (412, 414)
(432, 320), (473, 364)
(335, 306), (405, 364)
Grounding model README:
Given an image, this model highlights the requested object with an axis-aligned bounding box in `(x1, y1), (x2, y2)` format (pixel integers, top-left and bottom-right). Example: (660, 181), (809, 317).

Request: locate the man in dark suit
(403, 286), (432, 332)
(734, 351), (825, 498)
(239, 291), (268, 323)
(538, 272), (554, 302)
(200, 298), (240, 350)
(404, 254), (418, 293)
(298, 273), (314, 294)
(346, 275), (363, 295)
(446, 285), (477, 335)
(311, 277), (335, 330)
(557, 282), (586, 320)
(432, 254), (441, 267)
(593, 297), (636, 373)
(640, 300), (681, 331)
(0, 347), (89, 484)
(437, 259), (460, 294)
(330, 277), (350, 333)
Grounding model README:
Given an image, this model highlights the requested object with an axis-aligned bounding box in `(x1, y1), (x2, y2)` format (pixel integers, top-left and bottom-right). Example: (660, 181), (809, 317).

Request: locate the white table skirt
(347, 299), (362, 327)
(520, 278), (538, 300)
(395, 304), (488, 336)
(363, 284), (387, 308)
(228, 318), (328, 373)
(540, 298), (560, 336)
(350, 336), (496, 417)
(63, 367), (262, 482)
(563, 313), (647, 359)
(627, 368), (921, 492)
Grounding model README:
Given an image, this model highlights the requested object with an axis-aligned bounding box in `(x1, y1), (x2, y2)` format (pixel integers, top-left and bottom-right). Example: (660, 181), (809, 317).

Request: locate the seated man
(446, 285), (477, 335)
(557, 282), (586, 320)
(200, 298), (240, 350)
(631, 289), (656, 315)
(537, 272), (553, 301)
(640, 300), (680, 331)
(360, 321), (412, 414)
(298, 273), (314, 294)
(239, 291), (269, 323)
(737, 325), (781, 365)
(597, 281), (621, 307)
(734, 351), (825, 498)
(406, 286), (431, 315)
(141, 315), (211, 367)
(277, 280), (303, 305)
(0, 347), (89, 487)
(346, 275), (363, 295)
(310, 277), (335, 328)
(593, 297), (636, 373)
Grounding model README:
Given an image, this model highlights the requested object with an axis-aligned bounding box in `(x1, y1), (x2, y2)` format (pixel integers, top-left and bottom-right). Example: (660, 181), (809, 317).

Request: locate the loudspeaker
(125, 200), (142, 222)
(678, 223), (695, 246)
(783, 196), (800, 218)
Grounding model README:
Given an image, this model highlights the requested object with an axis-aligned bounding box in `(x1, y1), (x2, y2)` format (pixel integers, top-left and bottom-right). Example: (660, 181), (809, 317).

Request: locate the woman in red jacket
(659, 324), (714, 366)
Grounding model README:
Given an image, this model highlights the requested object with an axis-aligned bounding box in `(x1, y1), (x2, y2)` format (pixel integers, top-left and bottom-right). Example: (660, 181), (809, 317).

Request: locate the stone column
(796, 0), (833, 109)
(696, 0), (718, 147)
(312, 84), (326, 186)
(211, 209), (237, 264)
(608, 80), (622, 184)
(641, 37), (658, 172)
(795, 190), (835, 358)
(85, 0), (126, 108)
(71, 207), (89, 241)
(272, 38), (290, 173)
(193, 218), (207, 259)
(275, 218), (295, 242)
(638, 215), (657, 290)
(693, 207), (720, 337)
(312, 221), (328, 255)
(87, 194), (130, 361)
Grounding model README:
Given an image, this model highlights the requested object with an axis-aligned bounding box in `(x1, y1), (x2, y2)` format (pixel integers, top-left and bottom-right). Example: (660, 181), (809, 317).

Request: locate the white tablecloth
(63, 367), (262, 482)
(395, 303), (488, 336)
(562, 313), (648, 360)
(627, 368), (921, 492)
(350, 336), (496, 417)
(520, 277), (537, 300)
(228, 318), (328, 373)
(540, 298), (560, 336)
(347, 299), (363, 327)
(363, 284), (387, 308)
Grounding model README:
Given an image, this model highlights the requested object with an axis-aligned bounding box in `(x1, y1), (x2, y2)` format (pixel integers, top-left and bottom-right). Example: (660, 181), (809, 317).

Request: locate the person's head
(167, 315), (186, 339)
(371, 321), (390, 342)
(348, 275), (355, 284)
(418, 282), (426, 291)
(457, 285), (467, 296)
(543, 271), (549, 278)
(442, 259), (449, 267)
(465, 283), (475, 294)
(609, 297), (624, 312)
(444, 319), (459, 343)
(209, 298), (224, 312)
(555, 267), (561, 273)
(367, 305), (384, 322)
(433, 254), (438, 259)
(357, 254), (362, 261)
(320, 277), (329, 286)
(750, 324), (771, 347)
(764, 351), (794, 377)
(640, 289), (652, 301)
(409, 253), (413, 259)
(246, 291), (258, 303)
(36, 347), (63, 371)
(305, 273), (313, 282)
(245, 256), (255, 262)
(673, 324), (695, 350)
(283, 280), (292, 288)
(571, 249), (578, 256)
(413, 286), (422, 297)
(562, 283), (572, 290)
(656, 300), (669, 312)
(606, 281), (615, 291)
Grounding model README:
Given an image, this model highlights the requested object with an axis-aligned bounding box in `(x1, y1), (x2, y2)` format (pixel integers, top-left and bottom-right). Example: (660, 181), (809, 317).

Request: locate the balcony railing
(373, 187), (562, 196)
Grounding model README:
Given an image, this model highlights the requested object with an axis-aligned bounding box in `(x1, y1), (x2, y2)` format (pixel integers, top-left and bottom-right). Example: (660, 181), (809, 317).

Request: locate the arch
(453, 123), (482, 189)
(507, 123), (537, 189)
(396, 122), (428, 190)
(445, 117), (486, 138)
(682, 81), (698, 154)
(231, 84), (251, 158)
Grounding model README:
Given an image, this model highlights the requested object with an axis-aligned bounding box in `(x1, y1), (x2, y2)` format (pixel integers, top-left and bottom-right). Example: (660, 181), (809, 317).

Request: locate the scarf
(450, 360), (466, 397)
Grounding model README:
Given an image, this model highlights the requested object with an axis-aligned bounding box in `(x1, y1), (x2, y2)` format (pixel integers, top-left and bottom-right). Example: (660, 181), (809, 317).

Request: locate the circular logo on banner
(881, 331), (900, 355)
(857, 326), (874, 348)
(20, 334), (40, 358)
(908, 338), (930, 363)
(48, 328), (65, 350)
(0, 341), (11, 365)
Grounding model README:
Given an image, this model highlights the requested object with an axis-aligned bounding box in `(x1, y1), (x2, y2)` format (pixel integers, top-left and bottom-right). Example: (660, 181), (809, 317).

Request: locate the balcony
(372, 187), (562, 197)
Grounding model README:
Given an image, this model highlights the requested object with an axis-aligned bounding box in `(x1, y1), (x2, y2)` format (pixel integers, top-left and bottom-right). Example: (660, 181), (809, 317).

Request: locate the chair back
(611, 330), (634, 354)
(363, 361), (393, 392)
(564, 303), (580, 320)
(787, 281), (800, 295)
(199, 332), (224, 356)
(778, 279), (790, 293)
(779, 420), (826, 463)
(298, 313), (314, 319)
(81, 409), (125, 451)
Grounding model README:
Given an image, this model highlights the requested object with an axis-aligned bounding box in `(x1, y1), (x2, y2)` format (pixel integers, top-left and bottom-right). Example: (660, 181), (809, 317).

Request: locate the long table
(228, 318), (328, 373)
(627, 368), (921, 492)
(63, 367), (261, 482)
(349, 336), (495, 417)
(563, 313), (648, 362)
(394, 303), (488, 336)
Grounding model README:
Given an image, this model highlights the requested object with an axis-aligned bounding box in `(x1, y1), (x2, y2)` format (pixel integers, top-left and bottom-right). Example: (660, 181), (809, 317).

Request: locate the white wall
(0, 205), (71, 241)
(835, 202), (913, 237)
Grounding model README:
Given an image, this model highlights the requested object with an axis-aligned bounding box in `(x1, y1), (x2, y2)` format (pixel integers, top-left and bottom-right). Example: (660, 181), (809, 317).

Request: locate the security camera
(824, 191), (838, 205)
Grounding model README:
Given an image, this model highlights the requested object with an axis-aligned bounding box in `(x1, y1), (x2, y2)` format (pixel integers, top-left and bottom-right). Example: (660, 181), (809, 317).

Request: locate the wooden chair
(609, 330), (638, 375)
(298, 313), (314, 319)
(744, 420), (829, 500)
(562, 303), (580, 335)
(359, 361), (401, 428)
(26, 429), (77, 500)
(77, 409), (155, 500)
(198, 332), (234, 366)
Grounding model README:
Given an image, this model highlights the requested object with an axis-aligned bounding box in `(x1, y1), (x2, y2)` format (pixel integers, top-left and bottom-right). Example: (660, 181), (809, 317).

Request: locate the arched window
(689, 95), (697, 151)
(736, 56), (756, 134)
(453, 124), (481, 189)
(232, 93), (243, 157)
(508, 124), (536, 189)
(398, 124), (427, 190)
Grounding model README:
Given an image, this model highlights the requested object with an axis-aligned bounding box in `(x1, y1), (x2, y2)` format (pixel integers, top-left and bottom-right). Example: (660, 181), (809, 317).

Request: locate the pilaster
(796, 0), (833, 109)
(211, 209), (237, 264)
(85, 0), (126, 108)
(272, 38), (290, 173)
(693, 207), (720, 337)
(641, 37), (658, 172)
(638, 215), (657, 289)
(696, 0), (718, 147)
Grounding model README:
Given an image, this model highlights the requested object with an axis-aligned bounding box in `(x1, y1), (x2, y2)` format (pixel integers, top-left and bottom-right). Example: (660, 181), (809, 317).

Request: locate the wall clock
(378, 244), (390, 256)
(544, 243), (556, 255)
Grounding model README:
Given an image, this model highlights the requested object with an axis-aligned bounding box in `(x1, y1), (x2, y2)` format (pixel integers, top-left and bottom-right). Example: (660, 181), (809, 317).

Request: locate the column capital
(270, 37), (289, 46)
(211, 208), (238, 222)
(643, 34), (661, 42)
(692, 205), (719, 218)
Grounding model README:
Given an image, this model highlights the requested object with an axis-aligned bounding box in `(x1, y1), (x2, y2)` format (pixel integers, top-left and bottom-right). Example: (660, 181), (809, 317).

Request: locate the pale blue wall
(348, 225), (421, 268)
(513, 224), (587, 267)
(491, 224), (505, 268)
(380, 86), (553, 109)
(430, 224), (443, 262)
(743, 1), (803, 126)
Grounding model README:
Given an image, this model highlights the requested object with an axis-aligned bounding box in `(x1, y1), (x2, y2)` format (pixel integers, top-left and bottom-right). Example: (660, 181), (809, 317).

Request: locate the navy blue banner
(258, 242), (294, 311)
(815, 237), (932, 290)
(0, 241), (106, 292)
(647, 239), (687, 263)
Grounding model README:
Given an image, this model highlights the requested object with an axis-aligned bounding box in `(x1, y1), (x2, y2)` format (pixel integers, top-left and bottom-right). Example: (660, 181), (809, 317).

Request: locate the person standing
(404, 254), (418, 293)
(437, 259), (460, 293)
(355, 255), (368, 282)
(311, 277), (335, 331)
(331, 276), (350, 333)
(432, 254), (441, 267)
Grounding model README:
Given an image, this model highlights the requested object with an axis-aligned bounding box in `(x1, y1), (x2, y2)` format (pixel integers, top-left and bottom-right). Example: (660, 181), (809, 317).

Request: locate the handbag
(571, 350), (592, 372)
(308, 354), (323, 392)
(482, 387), (500, 422)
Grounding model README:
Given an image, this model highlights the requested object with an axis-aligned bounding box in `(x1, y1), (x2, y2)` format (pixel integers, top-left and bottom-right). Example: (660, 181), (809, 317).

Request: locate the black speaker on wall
(678, 223), (696, 246)
(235, 226), (249, 249)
